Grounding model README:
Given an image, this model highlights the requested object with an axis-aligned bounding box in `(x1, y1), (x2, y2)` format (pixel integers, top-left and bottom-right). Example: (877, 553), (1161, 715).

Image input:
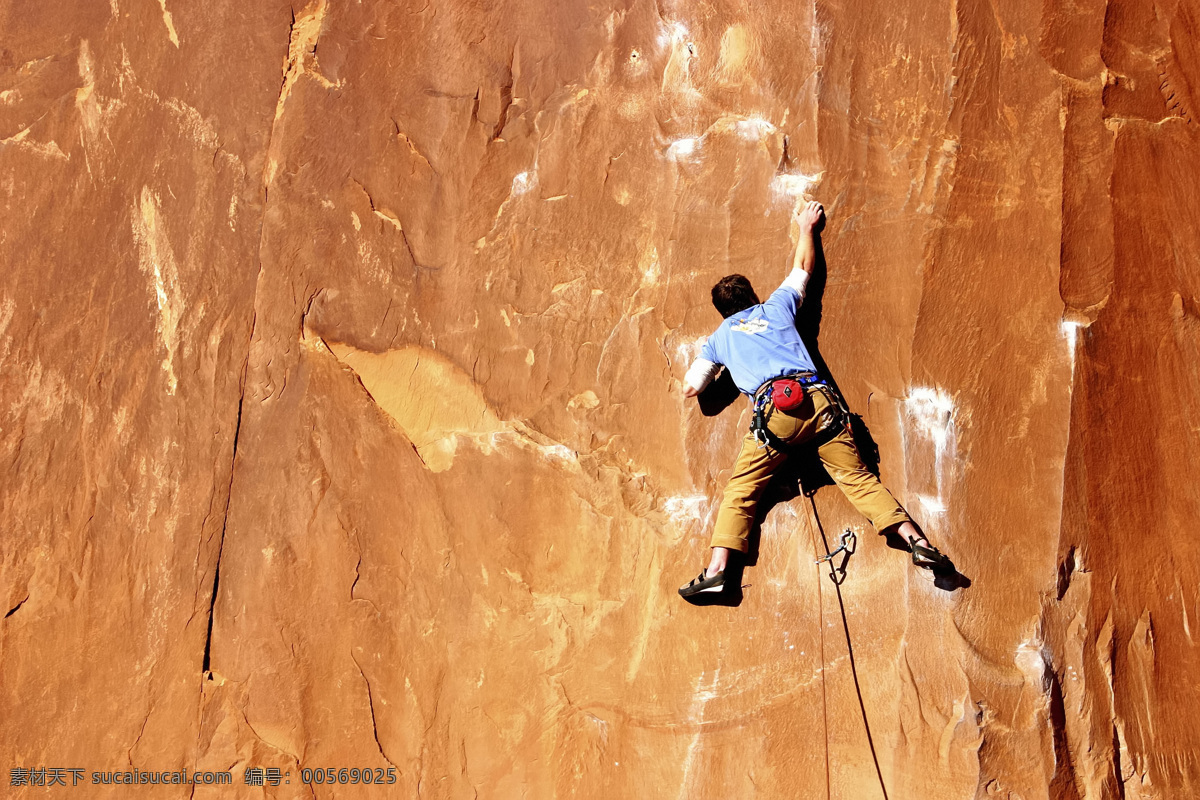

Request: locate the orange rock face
(2, 0), (1199, 797)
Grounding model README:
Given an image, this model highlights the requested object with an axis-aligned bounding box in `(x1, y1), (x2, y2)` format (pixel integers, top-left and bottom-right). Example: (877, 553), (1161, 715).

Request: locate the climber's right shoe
(909, 538), (953, 571)
(679, 568), (726, 598)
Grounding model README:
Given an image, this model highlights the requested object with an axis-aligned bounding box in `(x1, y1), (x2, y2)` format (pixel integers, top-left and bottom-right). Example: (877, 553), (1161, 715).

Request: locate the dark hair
(711, 274), (760, 318)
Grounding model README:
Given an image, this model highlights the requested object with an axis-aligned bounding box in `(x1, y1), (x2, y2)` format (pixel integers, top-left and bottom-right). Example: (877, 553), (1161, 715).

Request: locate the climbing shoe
(909, 538), (952, 571)
(679, 568), (726, 598)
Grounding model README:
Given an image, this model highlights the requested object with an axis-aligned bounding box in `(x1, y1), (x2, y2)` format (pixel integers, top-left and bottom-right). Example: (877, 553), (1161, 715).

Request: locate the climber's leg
(708, 431), (791, 555)
(814, 427), (952, 567)
(683, 434), (787, 597)
(815, 427), (912, 533)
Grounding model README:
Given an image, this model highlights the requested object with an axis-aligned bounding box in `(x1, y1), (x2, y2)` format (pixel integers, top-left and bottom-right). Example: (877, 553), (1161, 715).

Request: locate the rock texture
(2, 0), (1199, 797)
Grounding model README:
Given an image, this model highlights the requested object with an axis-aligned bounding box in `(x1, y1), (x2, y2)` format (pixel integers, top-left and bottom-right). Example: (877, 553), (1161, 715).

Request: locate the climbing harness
(749, 372), (850, 453)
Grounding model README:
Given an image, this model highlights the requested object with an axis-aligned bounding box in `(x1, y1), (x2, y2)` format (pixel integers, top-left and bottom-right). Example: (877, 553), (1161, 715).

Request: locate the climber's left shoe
(679, 568), (726, 598)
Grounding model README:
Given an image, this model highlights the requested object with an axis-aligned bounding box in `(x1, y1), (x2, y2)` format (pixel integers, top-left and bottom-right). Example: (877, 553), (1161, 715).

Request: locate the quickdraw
(815, 528), (856, 565)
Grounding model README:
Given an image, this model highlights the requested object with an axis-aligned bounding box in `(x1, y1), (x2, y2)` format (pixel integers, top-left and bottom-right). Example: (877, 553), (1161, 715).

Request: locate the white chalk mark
(772, 172), (825, 198)
(1182, 590), (1193, 644)
(917, 494), (947, 515)
(1062, 319), (1085, 351)
(664, 494), (708, 527)
(658, 21), (690, 48)
(131, 186), (183, 394)
(536, 443), (577, 465)
(157, 0), (180, 47)
(667, 138), (698, 159)
(675, 336), (708, 364)
(640, 245), (661, 285)
(75, 41), (100, 149)
(906, 387), (955, 451)
(677, 669), (720, 800)
(902, 387), (957, 525)
(734, 117), (777, 140)
(511, 171), (536, 195)
(1014, 635), (1049, 703)
(1061, 317), (1091, 377)
(0, 297), (14, 337)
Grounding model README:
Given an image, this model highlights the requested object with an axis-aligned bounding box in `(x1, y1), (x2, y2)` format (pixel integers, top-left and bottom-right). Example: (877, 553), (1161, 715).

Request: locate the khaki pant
(710, 386), (911, 553)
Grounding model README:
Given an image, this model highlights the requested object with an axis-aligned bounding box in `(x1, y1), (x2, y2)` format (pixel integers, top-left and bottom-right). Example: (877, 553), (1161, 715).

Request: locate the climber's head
(711, 274), (760, 318)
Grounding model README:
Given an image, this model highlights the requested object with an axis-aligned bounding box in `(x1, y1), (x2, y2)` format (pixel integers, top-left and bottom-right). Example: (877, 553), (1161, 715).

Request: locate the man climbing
(678, 200), (950, 598)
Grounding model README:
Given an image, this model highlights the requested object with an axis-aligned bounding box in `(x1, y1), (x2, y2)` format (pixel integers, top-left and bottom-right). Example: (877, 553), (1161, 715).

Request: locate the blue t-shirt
(700, 285), (816, 395)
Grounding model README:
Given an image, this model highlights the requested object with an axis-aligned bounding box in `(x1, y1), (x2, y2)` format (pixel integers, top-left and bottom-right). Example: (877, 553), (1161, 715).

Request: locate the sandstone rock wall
(2, 0), (1198, 797)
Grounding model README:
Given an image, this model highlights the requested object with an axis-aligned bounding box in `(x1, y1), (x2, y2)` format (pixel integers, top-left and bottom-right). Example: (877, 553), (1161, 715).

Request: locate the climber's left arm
(683, 358), (721, 397)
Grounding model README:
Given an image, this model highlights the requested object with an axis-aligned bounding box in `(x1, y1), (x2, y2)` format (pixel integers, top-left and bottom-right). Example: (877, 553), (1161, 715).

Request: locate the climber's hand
(683, 384), (700, 398)
(794, 200), (825, 232)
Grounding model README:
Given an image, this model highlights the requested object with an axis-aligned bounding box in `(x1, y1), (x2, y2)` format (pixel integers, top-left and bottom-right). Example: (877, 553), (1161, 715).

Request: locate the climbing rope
(808, 495), (891, 800)
(810, 512), (833, 800)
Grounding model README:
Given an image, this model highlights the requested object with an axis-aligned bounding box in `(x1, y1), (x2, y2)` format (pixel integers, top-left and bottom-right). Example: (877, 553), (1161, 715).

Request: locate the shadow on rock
(697, 369), (741, 416)
(932, 562), (972, 591)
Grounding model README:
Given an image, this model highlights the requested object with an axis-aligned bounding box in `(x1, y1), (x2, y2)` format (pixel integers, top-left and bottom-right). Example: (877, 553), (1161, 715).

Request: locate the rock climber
(678, 199), (950, 598)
